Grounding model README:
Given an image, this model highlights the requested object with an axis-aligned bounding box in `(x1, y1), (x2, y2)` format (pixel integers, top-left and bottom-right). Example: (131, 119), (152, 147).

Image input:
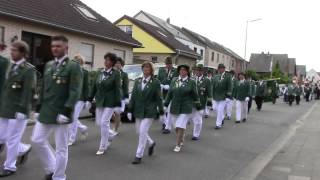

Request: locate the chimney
(166, 18), (170, 24)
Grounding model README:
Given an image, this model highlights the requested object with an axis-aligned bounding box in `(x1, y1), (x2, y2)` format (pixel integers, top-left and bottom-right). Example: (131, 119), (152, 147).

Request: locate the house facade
(115, 16), (199, 66)
(0, 0), (140, 72)
(134, 11), (205, 62)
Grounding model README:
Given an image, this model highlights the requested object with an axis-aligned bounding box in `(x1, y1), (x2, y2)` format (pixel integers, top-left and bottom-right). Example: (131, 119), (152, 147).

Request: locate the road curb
(230, 102), (318, 180)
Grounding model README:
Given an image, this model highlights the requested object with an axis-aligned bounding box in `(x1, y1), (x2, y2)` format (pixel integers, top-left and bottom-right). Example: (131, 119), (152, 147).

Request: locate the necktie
(143, 79), (147, 84)
(103, 71), (109, 77)
(11, 64), (17, 71)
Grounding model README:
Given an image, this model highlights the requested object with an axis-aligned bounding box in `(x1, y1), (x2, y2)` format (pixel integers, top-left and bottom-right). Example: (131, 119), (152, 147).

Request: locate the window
(211, 52), (215, 61)
(114, 49), (126, 60)
(232, 60), (235, 67)
(151, 56), (158, 63)
(80, 43), (94, 68)
(73, 4), (98, 21)
(200, 49), (204, 58)
(0, 26), (4, 43)
(157, 31), (167, 38)
(194, 47), (197, 53)
(217, 53), (220, 63)
(118, 25), (133, 36)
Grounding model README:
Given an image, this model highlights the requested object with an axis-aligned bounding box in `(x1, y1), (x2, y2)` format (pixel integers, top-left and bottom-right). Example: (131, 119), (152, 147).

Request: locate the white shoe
(173, 146), (181, 152)
(96, 150), (105, 155)
(68, 141), (74, 146)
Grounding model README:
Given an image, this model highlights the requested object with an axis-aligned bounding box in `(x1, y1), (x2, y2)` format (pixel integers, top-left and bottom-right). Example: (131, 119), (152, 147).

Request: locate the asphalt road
(0, 100), (316, 180)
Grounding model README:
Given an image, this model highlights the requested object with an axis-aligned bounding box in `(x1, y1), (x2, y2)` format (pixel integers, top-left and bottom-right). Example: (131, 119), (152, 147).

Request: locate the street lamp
(244, 18), (262, 60)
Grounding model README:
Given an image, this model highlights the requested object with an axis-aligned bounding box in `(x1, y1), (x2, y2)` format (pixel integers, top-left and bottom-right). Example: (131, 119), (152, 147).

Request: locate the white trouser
(31, 122), (69, 180)
(216, 101), (226, 127)
(191, 109), (203, 138)
(212, 100), (217, 111)
(95, 107), (114, 150)
(226, 99), (234, 118)
(164, 103), (173, 130)
(69, 101), (88, 143)
(204, 106), (210, 116)
(0, 118), (29, 171)
(135, 118), (154, 158)
(236, 101), (248, 121)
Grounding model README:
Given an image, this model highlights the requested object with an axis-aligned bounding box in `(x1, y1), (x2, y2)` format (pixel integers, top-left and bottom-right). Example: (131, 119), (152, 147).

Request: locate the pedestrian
(234, 73), (250, 123)
(164, 64), (201, 152)
(158, 57), (178, 134)
(89, 52), (121, 155)
(0, 41), (36, 177)
(109, 57), (129, 138)
(294, 82), (303, 105)
(190, 64), (212, 140)
(304, 83), (311, 102)
(68, 54), (89, 146)
(287, 82), (295, 106)
(212, 64), (232, 129)
(225, 70), (236, 120)
(247, 76), (256, 114)
(31, 35), (82, 180)
(270, 81), (279, 104)
(255, 80), (266, 111)
(204, 69), (214, 118)
(127, 62), (164, 164)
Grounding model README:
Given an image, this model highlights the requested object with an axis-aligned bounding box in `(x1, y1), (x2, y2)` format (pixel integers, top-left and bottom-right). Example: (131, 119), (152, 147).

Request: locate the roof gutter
(176, 49), (201, 59)
(0, 11), (142, 48)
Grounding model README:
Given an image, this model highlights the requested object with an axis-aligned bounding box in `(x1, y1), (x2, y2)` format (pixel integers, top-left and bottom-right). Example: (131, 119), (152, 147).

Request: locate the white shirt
(102, 67), (112, 79)
(11, 58), (26, 71)
(178, 76), (188, 87)
(54, 54), (68, 67)
(142, 76), (151, 90)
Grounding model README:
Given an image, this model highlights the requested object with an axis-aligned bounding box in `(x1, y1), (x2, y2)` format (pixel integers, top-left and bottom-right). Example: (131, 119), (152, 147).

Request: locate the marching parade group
(0, 36), (313, 180)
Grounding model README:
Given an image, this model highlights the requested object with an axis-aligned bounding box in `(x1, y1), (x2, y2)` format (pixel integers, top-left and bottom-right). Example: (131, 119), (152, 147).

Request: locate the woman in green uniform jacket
(127, 62), (164, 164)
(234, 73), (250, 123)
(90, 53), (121, 155)
(164, 64), (201, 153)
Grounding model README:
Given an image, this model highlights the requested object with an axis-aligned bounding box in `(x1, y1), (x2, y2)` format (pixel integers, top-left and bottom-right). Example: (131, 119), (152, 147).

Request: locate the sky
(82, 0), (320, 71)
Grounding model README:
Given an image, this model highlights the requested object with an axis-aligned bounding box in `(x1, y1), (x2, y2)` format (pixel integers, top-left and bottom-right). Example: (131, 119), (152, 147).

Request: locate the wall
(0, 16), (134, 69)
(133, 53), (171, 63)
(176, 37), (205, 61)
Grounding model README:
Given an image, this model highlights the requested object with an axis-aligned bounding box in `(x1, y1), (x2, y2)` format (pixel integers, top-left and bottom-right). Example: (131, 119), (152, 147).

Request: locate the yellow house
(114, 15), (199, 66)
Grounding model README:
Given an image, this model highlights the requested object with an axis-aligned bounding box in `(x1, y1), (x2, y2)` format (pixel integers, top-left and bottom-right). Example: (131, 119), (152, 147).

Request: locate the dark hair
(116, 57), (125, 66)
(104, 52), (117, 66)
(11, 41), (29, 57)
(229, 70), (235, 75)
(238, 72), (246, 79)
(51, 35), (68, 43)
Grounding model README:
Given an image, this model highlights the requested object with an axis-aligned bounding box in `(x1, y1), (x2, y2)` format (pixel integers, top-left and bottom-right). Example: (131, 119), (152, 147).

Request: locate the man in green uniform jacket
(159, 57), (178, 133)
(0, 41), (36, 177)
(287, 82), (295, 106)
(255, 80), (267, 111)
(31, 35), (82, 180)
(234, 73), (250, 123)
(0, 55), (9, 105)
(191, 64), (212, 140)
(270, 80), (279, 104)
(212, 64), (232, 129)
(225, 70), (236, 120)
(247, 77), (256, 114)
(294, 82), (303, 105)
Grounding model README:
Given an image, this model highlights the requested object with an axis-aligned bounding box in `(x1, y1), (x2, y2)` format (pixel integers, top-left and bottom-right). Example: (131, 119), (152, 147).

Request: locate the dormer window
(73, 4), (98, 21)
(118, 25), (133, 36)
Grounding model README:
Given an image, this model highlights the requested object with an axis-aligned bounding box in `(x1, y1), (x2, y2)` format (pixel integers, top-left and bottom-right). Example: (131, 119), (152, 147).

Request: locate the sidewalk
(256, 102), (320, 180)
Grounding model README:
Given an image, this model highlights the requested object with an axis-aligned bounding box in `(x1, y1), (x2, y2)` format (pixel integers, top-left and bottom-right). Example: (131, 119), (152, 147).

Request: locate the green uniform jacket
(195, 76), (212, 110)
(234, 80), (250, 101)
(249, 81), (256, 97)
(256, 82), (267, 97)
(120, 70), (129, 99)
(128, 77), (164, 119)
(212, 72), (232, 101)
(293, 85), (303, 96)
(287, 84), (295, 96)
(157, 67), (178, 85)
(0, 61), (36, 119)
(0, 56), (9, 105)
(38, 58), (83, 124)
(164, 77), (200, 115)
(79, 68), (89, 101)
(91, 68), (121, 108)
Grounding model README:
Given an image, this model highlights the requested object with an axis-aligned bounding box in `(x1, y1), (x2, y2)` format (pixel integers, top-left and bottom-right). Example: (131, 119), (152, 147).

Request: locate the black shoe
(148, 142), (156, 156)
(204, 115), (209, 118)
(0, 144), (4, 154)
(17, 146), (32, 165)
(132, 157), (142, 165)
(214, 126), (221, 130)
(235, 121), (241, 124)
(162, 129), (171, 134)
(242, 119), (247, 123)
(161, 124), (166, 130)
(0, 169), (15, 177)
(191, 137), (200, 141)
(226, 116), (231, 120)
(44, 173), (53, 180)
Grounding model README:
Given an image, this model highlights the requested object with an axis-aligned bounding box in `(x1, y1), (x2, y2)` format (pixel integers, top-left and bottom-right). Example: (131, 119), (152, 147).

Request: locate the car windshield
(123, 65), (142, 81)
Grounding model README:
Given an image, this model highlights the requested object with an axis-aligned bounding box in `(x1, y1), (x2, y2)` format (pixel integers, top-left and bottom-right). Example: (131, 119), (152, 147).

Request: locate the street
(0, 100), (317, 180)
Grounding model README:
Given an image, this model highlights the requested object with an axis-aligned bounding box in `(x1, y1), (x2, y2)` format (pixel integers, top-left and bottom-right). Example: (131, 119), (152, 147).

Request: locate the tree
(245, 70), (259, 80)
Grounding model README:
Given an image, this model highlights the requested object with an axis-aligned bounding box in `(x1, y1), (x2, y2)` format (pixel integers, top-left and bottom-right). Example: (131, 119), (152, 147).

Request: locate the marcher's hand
(245, 97), (250, 102)
(15, 112), (26, 120)
(124, 98), (130, 105)
(163, 85), (170, 90)
(56, 114), (70, 124)
(127, 113), (132, 121)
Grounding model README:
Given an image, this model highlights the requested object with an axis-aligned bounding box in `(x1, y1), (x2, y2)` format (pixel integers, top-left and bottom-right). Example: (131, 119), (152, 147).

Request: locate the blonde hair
(141, 61), (155, 76)
(74, 54), (85, 65)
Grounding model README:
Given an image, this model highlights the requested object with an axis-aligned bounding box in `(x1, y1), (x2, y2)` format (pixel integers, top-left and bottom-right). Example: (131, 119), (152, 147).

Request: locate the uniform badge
(12, 84), (17, 89)
(56, 80), (61, 84)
